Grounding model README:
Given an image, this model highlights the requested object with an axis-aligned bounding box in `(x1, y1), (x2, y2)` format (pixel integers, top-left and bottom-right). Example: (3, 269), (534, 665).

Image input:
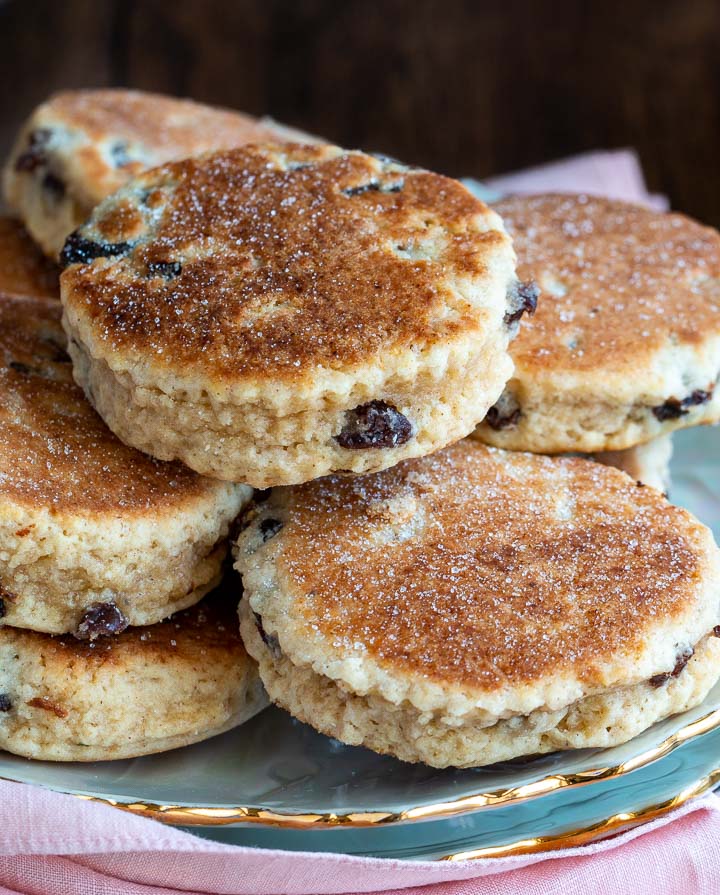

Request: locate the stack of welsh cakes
(1, 89), (720, 768)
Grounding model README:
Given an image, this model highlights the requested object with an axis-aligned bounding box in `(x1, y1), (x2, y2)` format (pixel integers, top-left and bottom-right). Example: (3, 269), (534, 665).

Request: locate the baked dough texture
(0, 293), (250, 635)
(0, 216), (58, 299)
(589, 434), (673, 493)
(61, 144), (521, 487)
(474, 194), (720, 453)
(0, 593), (267, 761)
(235, 440), (720, 767)
(3, 88), (311, 259)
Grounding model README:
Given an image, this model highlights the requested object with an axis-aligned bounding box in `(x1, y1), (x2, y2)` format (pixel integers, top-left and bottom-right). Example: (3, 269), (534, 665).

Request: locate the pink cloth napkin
(0, 778), (718, 894)
(485, 148), (669, 210)
(2, 149), (701, 895)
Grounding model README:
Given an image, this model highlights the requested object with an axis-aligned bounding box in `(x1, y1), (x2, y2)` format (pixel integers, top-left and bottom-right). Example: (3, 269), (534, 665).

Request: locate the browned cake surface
(495, 193), (720, 376)
(49, 88), (282, 151)
(61, 145), (505, 383)
(0, 217), (58, 298)
(6, 590), (243, 669)
(40, 89), (295, 202)
(0, 294), (208, 512)
(267, 441), (707, 692)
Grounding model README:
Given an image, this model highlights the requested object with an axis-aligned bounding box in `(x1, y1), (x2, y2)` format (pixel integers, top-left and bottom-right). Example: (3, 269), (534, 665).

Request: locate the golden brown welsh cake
(3, 89), (311, 259)
(0, 294), (250, 635)
(474, 194), (720, 454)
(235, 440), (720, 768)
(0, 592), (267, 761)
(0, 216), (58, 298)
(61, 144), (523, 488)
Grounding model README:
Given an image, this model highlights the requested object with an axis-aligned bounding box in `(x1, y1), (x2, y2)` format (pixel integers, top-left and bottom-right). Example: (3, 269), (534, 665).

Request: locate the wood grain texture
(1, 0), (720, 223)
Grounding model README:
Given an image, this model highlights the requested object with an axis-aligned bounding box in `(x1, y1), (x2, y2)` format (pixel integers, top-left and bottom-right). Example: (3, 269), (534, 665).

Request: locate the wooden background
(2, 0), (720, 223)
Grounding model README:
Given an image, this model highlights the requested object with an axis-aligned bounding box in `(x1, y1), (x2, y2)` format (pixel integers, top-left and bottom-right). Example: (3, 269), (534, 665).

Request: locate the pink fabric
(0, 778), (717, 894)
(486, 148), (669, 210)
(2, 150), (700, 894)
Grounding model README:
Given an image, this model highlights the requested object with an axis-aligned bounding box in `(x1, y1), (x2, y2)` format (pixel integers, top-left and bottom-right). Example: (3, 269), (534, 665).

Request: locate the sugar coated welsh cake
(474, 194), (720, 454)
(3, 89), (310, 258)
(0, 293), (250, 635)
(61, 144), (524, 488)
(0, 593), (267, 761)
(235, 440), (720, 768)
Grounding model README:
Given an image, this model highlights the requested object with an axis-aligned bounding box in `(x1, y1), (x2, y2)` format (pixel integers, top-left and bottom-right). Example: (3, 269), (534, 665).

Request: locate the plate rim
(440, 765), (720, 860)
(7, 701), (719, 830)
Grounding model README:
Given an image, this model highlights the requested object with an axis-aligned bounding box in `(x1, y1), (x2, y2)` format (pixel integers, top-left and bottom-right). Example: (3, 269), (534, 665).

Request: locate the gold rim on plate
(441, 767), (720, 860)
(7, 764), (716, 862)
(47, 701), (720, 829)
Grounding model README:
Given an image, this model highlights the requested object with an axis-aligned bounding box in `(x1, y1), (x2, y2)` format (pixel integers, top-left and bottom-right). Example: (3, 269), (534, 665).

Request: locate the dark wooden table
(2, 0), (720, 224)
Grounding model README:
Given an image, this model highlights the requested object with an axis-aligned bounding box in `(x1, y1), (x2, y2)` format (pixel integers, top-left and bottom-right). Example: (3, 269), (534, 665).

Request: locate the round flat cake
(3, 89), (310, 258)
(61, 144), (522, 487)
(0, 293), (250, 635)
(0, 593), (267, 761)
(235, 440), (720, 768)
(474, 194), (720, 453)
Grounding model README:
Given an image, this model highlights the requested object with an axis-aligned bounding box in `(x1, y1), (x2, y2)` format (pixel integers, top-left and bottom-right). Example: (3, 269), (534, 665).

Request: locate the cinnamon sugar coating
(500, 193), (720, 374)
(3, 89), (310, 258)
(235, 441), (720, 721)
(474, 194), (720, 452)
(62, 144), (510, 383)
(0, 294), (209, 512)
